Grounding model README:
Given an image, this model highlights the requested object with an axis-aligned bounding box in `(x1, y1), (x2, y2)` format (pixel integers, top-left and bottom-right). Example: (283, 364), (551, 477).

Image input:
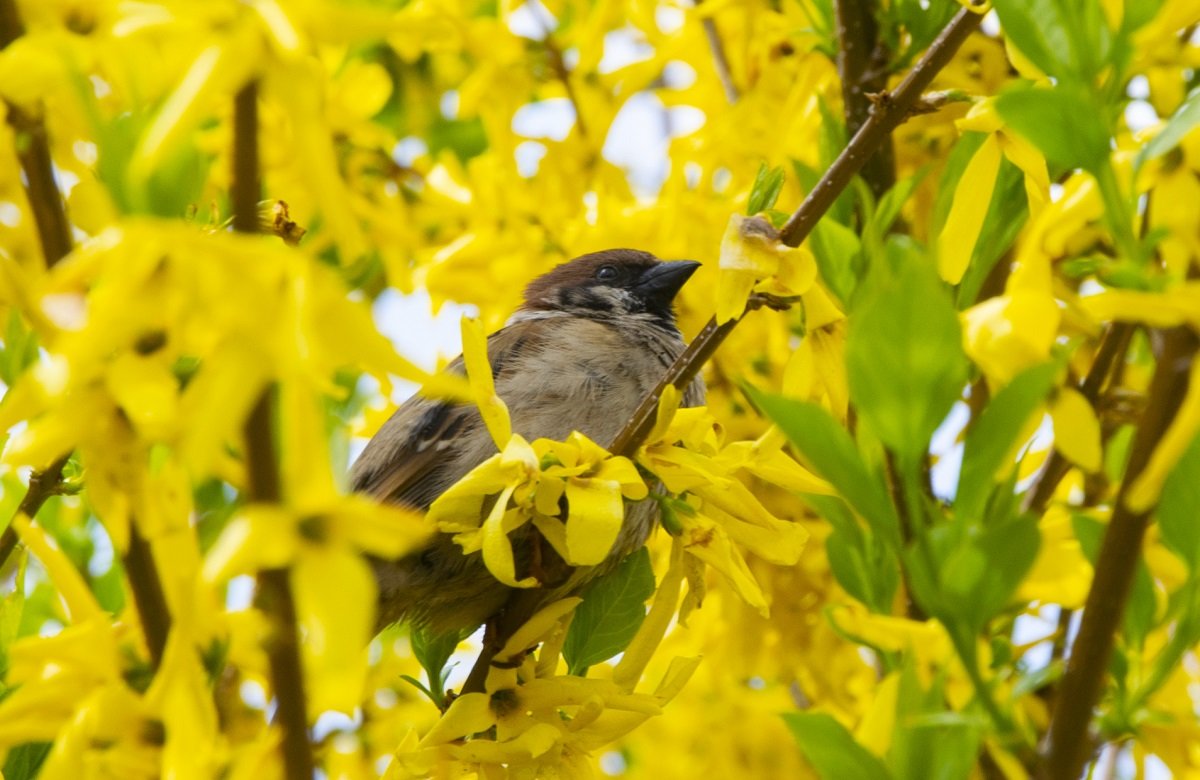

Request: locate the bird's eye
(595, 265), (619, 281)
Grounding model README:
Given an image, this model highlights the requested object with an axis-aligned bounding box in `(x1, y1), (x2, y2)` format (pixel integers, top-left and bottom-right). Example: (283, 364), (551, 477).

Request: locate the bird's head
(518, 249), (700, 328)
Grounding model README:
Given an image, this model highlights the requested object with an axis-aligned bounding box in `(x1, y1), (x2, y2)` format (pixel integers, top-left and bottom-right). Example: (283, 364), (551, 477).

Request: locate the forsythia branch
(126, 523), (171, 667)
(233, 81), (315, 780)
(0, 0), (75, 572)
(606, 5), (984, 458)
(834, 0), (895, 197)
(0, 0), (72, 267)
(697, 2), (739, 104)
(1041, 325), (1200, 779)
(0, 455), (71, 571)
(1024, 323), (1136, 515)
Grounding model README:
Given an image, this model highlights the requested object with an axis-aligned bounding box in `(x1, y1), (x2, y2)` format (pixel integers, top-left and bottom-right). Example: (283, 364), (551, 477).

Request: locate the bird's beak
(634, 260), (701, 306)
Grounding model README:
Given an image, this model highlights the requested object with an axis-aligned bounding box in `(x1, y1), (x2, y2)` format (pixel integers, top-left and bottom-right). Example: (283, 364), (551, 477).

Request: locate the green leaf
(845, 251), (968, 460)
(807, 492), (899, 614)
(1138, 87), (1200, 169)
(992, 0), (1109, 83)
(826, 528), (899, 614)
(0, 551), (28, 685)
(955, 158), (1029, 309)
(991, 0), (1074, 79)
(956, 362), (1058, 523)
(809, 216), (862, 305)
(411, 624), (467, 708)
(783, 712), (892, 780)
(888, 660), (980, 780)
(428, 115), (488, 163)
(751, 390), (901, 547)
(869, 169), (926, 241)
(2, 742), (52, 780)
(939, 515), (1040, 631)
(748, 162), (786, 216)
(562, 546), (655, 674)
(0, 310), (40, 386)
(1158, 434), (1200, 571)
(995, 86), (1111, 173)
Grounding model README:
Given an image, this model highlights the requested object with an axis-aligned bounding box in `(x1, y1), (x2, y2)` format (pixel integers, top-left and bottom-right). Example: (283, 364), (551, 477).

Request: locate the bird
(350, 249), (705, 637)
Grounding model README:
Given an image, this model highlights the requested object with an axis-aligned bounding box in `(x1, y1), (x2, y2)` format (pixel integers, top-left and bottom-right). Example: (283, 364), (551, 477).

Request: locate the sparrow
(351, 249), (705, 636)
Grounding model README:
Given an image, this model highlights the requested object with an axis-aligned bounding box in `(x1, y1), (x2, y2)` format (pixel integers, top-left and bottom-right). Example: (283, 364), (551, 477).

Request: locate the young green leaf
(956, 362), (1058, 523)
(2, 743), (52, 780)
(750, 389), (901, 547)
(1158, 434), (1200, 571)
(0, 551), (27, 685)
(991, 0), (1109, 83)
(1138, 87), (1200, 170)
(939, 515), (1040, 632)
(991, 0), (1074, 80)
(411, 625), (466, 708)
(563, 546), (655, 674)
(826, 528), (899, 614)
(888, 659), (981, 780)
(869, 169), (926, 241)
(747, 162), (786, 216)
(995, 86), (1111, 174)
(845, 251), (969, 461)
(809, 216), (862, 305)
(784, 712), (893, 780)
(0, 310), (40, 387)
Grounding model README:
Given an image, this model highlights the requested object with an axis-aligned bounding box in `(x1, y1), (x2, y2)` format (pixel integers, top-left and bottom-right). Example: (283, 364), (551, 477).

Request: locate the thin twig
(0, 455), (70, 571)
(233, 81), (314, 780)
(1024, 323), (1135, 515)
(699, 6), (739, 103)
(126, 522), (170, 667)
(1, 0), (176, 673)
(0, 0), (75, 572)
(1, 0), (71, 267)
(834, 0), (894, 197)
(530, 4), (589, 140)
(606, 6), (983, 458)
(1040, 325), (1198, 779)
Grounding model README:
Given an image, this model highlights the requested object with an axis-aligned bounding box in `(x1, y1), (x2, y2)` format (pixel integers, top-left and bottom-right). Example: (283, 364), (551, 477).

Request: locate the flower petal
(564, 478), (625, 565)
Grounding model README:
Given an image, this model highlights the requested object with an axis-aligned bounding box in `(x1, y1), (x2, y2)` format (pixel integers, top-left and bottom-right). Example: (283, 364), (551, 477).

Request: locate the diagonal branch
(0, 455), (71, 571)
(606, 6), (983, 458)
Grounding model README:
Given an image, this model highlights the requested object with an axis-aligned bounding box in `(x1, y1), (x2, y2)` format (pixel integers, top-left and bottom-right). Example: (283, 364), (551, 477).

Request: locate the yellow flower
(428, 430), (648, 585)
(716, 214), (816, 324)
(1019, 506), (1092, 608)
(396, 600), (699, 778)
(1049, 387), (1103, 473)
(635, 395), (811, 616)
(961, 289), (1060, 385)
(461, 315), (513, 449)
(1127, 356), (1200, 513)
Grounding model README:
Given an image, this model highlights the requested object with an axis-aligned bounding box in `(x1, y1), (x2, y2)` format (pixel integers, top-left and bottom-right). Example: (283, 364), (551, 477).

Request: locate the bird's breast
(497, 316), (700, 447)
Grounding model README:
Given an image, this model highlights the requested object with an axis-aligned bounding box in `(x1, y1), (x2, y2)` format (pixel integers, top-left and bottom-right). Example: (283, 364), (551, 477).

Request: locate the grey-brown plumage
(351, 249), (704, 635)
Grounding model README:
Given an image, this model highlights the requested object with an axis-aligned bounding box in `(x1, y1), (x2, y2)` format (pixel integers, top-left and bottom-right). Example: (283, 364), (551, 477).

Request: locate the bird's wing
(349, 321), (550, 508)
